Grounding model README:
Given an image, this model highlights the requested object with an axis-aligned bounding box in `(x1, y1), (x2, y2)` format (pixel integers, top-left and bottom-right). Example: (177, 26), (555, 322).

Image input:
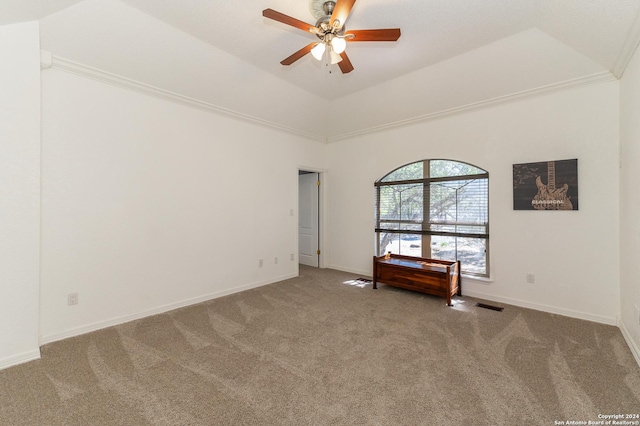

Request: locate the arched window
(375, 159), (489, 277)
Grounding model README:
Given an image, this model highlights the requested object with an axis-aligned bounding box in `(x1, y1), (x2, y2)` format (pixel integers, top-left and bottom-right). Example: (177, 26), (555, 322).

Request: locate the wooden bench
(373, 254), (461, 306)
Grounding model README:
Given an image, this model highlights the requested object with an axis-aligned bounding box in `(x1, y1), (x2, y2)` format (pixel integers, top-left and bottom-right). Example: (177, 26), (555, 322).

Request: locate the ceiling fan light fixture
(331, 36), (346, 54)
(263, 0), (401, 73)
(330, 48), (343, 64)
(311, 42), (326, 60)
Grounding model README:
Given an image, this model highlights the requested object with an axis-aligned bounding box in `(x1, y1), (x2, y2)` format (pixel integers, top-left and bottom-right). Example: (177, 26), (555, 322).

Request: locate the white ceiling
(105, 0), (640, 100)
(2, 0), (640, 138)
(0, 0), (83, 26)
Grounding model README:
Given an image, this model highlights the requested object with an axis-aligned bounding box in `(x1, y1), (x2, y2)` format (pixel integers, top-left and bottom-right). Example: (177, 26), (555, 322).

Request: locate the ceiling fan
(262, 0), (401, 74)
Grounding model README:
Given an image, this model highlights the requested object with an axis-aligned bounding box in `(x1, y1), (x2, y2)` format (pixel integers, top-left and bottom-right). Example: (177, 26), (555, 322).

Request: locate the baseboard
(326, 268), (637, 365)
(0, 348), (41, 371)
(325, 264), (371, 277)
(328, 264), (618, 326)
(619, 317), (640, 368)
(461, 289), (618, 326)
(40, 273), (297, 345)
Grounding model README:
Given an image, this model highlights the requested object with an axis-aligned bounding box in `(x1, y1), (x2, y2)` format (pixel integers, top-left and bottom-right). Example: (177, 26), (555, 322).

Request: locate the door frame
(297, 167), (326, 269)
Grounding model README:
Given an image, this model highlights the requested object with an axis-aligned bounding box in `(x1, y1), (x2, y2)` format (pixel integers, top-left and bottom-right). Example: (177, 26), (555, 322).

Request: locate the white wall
(620, 44), (640, 363)
(39, 0), (330, 140)
(40, 69), (327, 342)
(326, 81), (620, 324)
(0, 15), (631, 369)
(327, 29), (607, 139)
(0, 22), (41, 368)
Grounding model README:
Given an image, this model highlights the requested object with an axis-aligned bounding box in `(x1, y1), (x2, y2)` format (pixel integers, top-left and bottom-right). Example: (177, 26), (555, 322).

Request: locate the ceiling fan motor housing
(315, 1), (346, 40)
(323, 1), (335, 15)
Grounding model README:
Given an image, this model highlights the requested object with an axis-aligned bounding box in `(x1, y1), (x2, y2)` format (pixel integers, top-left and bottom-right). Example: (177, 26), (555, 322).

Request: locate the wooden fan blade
(338, 51), (354, 73)
(345, 28), (401, 42)
(281, 43), (317, 66)
(330, 0), (357, 29)
(263, 9), (315, 33)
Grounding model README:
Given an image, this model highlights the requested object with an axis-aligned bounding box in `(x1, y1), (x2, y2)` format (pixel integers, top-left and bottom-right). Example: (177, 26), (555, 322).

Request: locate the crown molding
(40, 50), (52, 69)
(40, 52), (616, 146)
(40, 52), (327, 144)
(613, 7), (640, 78)
(327, 71), (617, 143)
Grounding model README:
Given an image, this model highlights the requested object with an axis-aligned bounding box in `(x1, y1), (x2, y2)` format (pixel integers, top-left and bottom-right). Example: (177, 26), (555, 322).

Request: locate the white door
(299, 172), (319, 267)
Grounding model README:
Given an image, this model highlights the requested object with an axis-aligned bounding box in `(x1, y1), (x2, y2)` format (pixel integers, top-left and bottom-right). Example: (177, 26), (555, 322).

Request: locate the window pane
(378, 184), (423, 221)
(430, 224), (456, 233)
(377, 223), (422, 232)
(430, 235), (457, 262)
(429, 236), (487, 275)
(430, 178), (488, 225)
(431, 223), (487, 236)
(379, 232), (396, 255)
(430, 160), (486, 178)
(430, 182), (458, 222)
(457, 179), (488, 224)
(381, 161), (423, 182)
(456, 237), (486, 275)
(380, 233), (422, 257)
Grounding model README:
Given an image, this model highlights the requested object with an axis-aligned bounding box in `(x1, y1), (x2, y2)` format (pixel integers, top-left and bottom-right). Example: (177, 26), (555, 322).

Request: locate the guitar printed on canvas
(532, 161), (573, 210)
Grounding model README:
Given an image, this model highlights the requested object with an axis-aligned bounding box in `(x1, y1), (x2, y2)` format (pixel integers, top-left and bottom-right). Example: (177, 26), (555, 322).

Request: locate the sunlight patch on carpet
(342, 278), (372, 288)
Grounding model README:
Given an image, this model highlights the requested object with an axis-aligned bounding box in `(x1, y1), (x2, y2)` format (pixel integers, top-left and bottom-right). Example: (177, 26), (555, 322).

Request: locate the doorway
(298, 171), (320, 267)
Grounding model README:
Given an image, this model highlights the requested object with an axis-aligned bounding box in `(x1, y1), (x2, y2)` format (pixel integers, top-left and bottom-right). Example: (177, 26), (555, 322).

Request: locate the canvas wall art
(512, 159), (578, 211)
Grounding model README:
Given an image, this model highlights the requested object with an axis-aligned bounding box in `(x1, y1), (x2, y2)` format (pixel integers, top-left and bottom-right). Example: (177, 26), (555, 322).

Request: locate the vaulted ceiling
(3, 0), (640, 140)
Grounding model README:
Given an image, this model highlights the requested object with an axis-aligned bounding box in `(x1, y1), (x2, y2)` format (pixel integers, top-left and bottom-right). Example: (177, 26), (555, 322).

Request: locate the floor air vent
(476, 303), (504, 312)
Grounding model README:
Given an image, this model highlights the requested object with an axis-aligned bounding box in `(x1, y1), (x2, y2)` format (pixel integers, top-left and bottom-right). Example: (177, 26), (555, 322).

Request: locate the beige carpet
(1, 266), (639, 425)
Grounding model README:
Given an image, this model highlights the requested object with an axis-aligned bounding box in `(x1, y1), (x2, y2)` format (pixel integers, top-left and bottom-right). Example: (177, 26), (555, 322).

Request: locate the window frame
(375, 159), (489, 277)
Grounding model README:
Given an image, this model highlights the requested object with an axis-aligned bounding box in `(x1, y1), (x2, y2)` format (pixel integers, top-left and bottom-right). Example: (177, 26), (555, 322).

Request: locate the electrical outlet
(635, 304), (640, 325)
(526, 273), (535, 284)
(290, 253), (294, 261)
(67, 293), (78, 306)
(274, 257), (278, 264)
(290, 209), (294, 217)
(258, 259), (263, 268)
